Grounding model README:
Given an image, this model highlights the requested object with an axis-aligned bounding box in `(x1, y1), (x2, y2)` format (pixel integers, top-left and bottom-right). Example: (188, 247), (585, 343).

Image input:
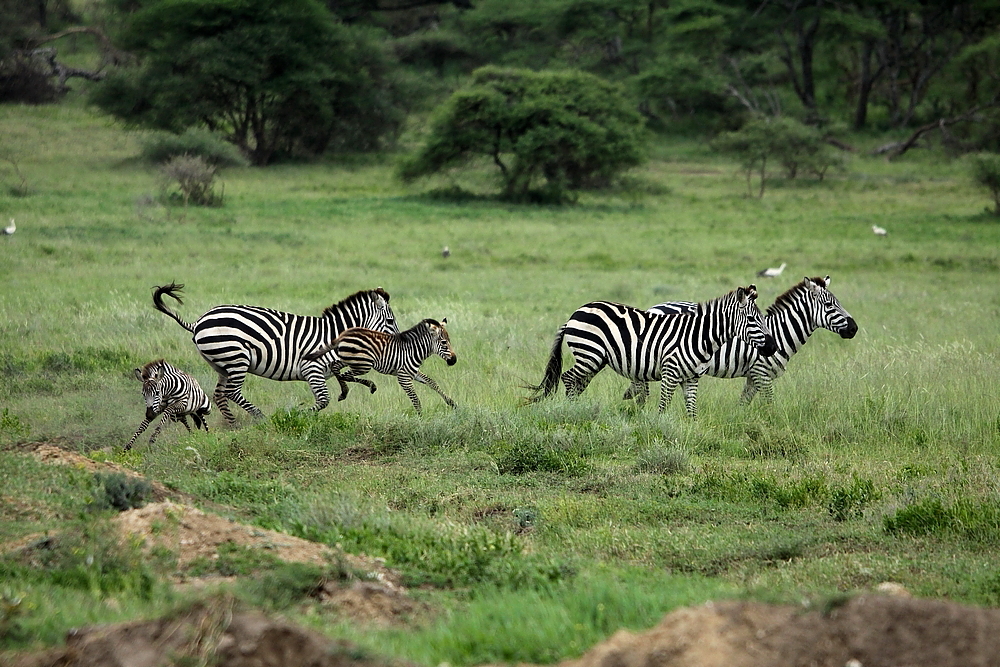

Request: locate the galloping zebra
(526, 285), (777, 416)
(126, 359), (211, 451)
(624, 276), (857, 405)
(304, 318), (457, 414)
(152, 283), (398, 425)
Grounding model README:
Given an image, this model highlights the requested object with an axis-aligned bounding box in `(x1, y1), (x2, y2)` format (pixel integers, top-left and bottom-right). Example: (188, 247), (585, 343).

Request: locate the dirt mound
(555, 594), (1000, 667)
(4, 594), (416, 667)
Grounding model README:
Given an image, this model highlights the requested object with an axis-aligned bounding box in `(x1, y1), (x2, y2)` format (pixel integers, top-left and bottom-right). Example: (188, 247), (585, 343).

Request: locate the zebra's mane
(766, 277), (827, 317)
(138, 359), (167, 377)
(695, 286), (747, 315)
(321, 287), (391, 318)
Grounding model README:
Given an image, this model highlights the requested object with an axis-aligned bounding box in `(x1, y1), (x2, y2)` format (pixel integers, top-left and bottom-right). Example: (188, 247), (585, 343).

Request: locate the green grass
(2, 93), (1000, 661)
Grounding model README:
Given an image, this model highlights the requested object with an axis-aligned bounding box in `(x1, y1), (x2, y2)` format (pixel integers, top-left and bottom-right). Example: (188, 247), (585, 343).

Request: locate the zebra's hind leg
(225, 372), (265, 420)
(340, 371), (377, 395)
(416, 372), (456, 409)
(192, 410), (210, 431)
(174, 413), (192, 431)
(622, 380), (650, 405)
(214, 376), (238, 426)
(561, 361), (602, 399)
(303, 363), (333, 409)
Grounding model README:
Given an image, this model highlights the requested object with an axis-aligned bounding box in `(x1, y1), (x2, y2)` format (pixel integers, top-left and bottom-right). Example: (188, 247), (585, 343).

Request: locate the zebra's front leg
(125, 418), (151, 451)
(681, 378), (699, 418)
(415, 372), (456, 409)
(396, 373), (422, 414)
(147, 411), (174, 446)
(173, 412), (192, 431)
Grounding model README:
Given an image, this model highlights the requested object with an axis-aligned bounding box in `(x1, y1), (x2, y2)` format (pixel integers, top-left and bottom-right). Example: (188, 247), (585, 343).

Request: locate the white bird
(756, 262), (786, 278)
(2, 219), (14, 236)
(442, 245), (451, 258)
(872, 225), (887, 236)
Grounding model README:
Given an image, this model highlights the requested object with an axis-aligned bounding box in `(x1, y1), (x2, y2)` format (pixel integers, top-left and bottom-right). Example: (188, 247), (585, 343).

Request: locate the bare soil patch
(553, 594), (1000, 667)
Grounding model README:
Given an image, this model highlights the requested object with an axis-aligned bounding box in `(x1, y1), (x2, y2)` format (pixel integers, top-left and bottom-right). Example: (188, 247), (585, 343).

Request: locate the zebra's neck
(766, 295), (818, 356)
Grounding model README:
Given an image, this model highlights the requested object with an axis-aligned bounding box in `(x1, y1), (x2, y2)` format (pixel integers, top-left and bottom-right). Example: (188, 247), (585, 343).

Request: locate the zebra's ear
(133, 368), (143, 381)
(824, 275), (832, 287)
(441, 317), (448, 326)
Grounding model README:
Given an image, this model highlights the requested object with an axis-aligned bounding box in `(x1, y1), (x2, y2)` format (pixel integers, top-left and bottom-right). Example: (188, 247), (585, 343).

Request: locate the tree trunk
(854, 40), (875, 130)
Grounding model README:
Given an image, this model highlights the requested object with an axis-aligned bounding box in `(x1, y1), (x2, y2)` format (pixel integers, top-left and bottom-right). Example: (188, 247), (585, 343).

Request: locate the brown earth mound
(554, 594), (1000, 667)
(4, 594), (417, 667)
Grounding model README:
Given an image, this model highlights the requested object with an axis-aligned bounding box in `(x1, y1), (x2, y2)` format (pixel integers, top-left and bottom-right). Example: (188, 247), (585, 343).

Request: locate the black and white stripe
(628, 276), (857, 405)
(527, 285), (777, 416)
(305, 318), (457, 413)
(153, 283), (398, 425)
(126, 359), (211, 450)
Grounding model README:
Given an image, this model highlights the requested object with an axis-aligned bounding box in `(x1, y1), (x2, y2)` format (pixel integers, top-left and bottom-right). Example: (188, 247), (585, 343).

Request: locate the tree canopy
(90, 0), (406, 165)
(399, 66), (646, 200)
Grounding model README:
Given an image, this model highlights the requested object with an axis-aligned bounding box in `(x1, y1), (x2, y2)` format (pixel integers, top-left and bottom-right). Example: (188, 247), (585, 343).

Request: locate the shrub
(828, 477), (880, 522)
(159, 154), (221, 207)
(632, 445), (689, 475)
(399, 66), (646, 202)
(141, 128), (249, 167)
(89, 472), (152, 512)
(712, 115), (844, 197)
(970, 152), (1000, 215)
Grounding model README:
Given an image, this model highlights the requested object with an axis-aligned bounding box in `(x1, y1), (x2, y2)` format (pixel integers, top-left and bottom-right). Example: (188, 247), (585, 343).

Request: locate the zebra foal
(126, 359), (211, 451)
(304, 318), (457, 414)
(527, 285), (777, 416)
(152, 283), (398, 425)
(626, 276), (857, 405)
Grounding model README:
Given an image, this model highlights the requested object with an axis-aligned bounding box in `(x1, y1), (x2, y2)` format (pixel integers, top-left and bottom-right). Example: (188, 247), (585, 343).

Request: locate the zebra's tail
(523, 325), (566, 404)
(152, 282), (196, 333)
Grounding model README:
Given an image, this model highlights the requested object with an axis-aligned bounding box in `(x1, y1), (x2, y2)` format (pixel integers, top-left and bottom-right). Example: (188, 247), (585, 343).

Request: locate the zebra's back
(193, 305), (332, 381)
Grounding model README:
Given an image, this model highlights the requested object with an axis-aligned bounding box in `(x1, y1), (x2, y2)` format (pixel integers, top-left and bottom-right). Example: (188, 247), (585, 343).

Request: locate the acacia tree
(399, 66), (645, 200)
(90, 0), (404, 165)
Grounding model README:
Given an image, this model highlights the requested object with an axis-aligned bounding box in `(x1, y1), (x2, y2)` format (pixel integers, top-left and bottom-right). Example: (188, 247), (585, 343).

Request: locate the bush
(399, 66), (646, 202)
(712, 115), (844, 197)
(970, 152), (1000, 215)
(141, 128), (249, 167)
(159, 154), (221, 207)
(89, 472), (152, 512)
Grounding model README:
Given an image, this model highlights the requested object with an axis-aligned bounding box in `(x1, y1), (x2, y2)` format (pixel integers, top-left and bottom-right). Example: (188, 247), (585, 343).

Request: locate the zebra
(304, 318), (457, 414)
(126, 359), (211, 451)
(152, 283), (398, 425)
(526, 285), (777, 416)
(624, 276), (858, 405)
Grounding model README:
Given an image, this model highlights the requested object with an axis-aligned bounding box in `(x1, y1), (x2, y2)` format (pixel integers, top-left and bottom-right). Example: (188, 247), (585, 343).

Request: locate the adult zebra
(526, 285), (777, 416)
(152, 283), (398, 425)
(126, 359), (211, 451)
(623, 276), (857, 405)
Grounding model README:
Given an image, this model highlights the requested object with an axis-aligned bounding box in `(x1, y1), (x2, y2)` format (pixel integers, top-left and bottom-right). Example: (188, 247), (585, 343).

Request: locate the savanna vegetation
(2, 0), (1000, 662)
(2, 94), (1000, 661)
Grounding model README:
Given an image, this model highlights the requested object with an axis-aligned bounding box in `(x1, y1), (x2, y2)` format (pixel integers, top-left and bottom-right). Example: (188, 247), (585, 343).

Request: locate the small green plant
(159, 154), (222, 207)
(970, 152), (1000, 215)
(0, 408), (30, 439)
(632, 445), (689, 475)
(884, 497), (953, 536)
(89, 472), (152, 512)
(141, 128), (249, 167)
(828, 477), (880, 521)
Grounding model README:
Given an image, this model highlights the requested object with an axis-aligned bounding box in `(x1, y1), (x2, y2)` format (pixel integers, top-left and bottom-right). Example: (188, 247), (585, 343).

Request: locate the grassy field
(2, 96), (1000, 662)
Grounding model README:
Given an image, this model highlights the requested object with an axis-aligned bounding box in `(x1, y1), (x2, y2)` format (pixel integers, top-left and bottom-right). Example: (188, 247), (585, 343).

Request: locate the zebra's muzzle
(758, 335), (778, 357)
(145, 407), (158, 421)
(839, 317), (858, 339)
(447, 356), (457, 366)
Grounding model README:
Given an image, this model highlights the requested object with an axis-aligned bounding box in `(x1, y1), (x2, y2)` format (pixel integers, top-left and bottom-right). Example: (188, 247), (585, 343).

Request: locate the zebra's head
(134, 361), (166, 420)
(736, 285), (778, 357)
(427, 318), (457, 366)
(802, 276), (858, 339)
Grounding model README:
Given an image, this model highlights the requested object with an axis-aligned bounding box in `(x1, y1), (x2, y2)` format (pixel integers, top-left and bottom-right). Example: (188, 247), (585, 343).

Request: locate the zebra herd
(127, 277), (857, 450)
